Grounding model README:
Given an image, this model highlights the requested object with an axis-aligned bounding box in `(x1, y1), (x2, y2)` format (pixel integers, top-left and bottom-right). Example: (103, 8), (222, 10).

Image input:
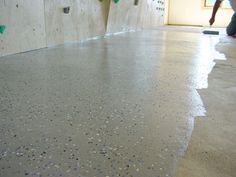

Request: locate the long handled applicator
(203, 25), (219, 35)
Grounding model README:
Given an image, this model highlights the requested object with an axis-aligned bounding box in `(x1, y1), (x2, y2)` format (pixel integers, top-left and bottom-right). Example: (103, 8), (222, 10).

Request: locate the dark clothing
(227, 13), (236, 36)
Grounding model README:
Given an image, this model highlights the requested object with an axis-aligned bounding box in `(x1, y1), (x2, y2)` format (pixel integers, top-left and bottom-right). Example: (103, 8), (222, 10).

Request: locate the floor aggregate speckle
(0, 29), (218, 177)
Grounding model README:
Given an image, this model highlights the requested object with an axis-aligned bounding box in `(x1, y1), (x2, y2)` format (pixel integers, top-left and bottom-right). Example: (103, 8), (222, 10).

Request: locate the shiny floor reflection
(0, 30), (219, 177)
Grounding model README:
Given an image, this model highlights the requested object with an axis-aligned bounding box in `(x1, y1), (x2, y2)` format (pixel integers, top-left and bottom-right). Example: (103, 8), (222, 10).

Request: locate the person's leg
(226, 13), (236, 36)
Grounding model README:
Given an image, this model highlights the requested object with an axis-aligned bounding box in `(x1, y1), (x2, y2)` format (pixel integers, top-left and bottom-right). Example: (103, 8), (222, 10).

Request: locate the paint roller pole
(0, 25), (6, 34)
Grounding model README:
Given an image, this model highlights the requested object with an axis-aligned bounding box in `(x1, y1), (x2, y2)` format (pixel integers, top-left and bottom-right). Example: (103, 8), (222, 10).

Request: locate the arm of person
(209, 0), (223, 25)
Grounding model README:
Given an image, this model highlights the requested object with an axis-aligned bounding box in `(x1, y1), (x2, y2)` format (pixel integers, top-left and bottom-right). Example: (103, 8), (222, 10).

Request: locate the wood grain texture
(0, 0), (46, 57)
(0, 0), (166, 56)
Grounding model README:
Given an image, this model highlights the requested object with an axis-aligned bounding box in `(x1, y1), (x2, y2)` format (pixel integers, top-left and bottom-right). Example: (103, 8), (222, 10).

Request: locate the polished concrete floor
(0, 29), (235, 177)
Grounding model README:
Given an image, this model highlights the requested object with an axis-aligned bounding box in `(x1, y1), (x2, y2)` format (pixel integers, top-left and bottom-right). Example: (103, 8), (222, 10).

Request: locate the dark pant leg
(227, 13), (236, 36)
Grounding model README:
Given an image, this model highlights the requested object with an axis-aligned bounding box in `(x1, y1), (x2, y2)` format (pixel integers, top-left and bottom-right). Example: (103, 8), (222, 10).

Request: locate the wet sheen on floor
(0, 30), (220, 177)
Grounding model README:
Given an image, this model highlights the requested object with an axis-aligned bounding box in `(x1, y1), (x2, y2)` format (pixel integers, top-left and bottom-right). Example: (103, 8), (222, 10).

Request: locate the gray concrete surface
(175, 36), (236, 177)
(0, 29), (235, 177)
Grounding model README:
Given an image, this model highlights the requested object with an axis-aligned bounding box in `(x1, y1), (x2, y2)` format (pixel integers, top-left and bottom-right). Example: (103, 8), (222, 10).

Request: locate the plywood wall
(0, 0), (166, 57)
(0, 0), (46, 57)
(107, 0), (166, 34)
(140, 0), (166, 29)
(106, 1), (141, 34)
(44, 0), (110, 46)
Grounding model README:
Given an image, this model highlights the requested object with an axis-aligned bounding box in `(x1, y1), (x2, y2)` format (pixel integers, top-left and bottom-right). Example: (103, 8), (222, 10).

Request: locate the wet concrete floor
(0, 29), (234, 177)
(176, 36), (236, 177)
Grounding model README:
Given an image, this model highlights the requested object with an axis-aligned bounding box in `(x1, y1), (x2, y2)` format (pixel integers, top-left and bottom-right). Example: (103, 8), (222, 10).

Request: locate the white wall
(168, 0), (234, 27)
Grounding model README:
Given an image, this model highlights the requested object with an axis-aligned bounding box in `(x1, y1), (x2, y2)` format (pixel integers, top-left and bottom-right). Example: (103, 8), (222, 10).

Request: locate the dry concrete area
(0, 29), (235, 177)
(176, 35), (236, 177)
